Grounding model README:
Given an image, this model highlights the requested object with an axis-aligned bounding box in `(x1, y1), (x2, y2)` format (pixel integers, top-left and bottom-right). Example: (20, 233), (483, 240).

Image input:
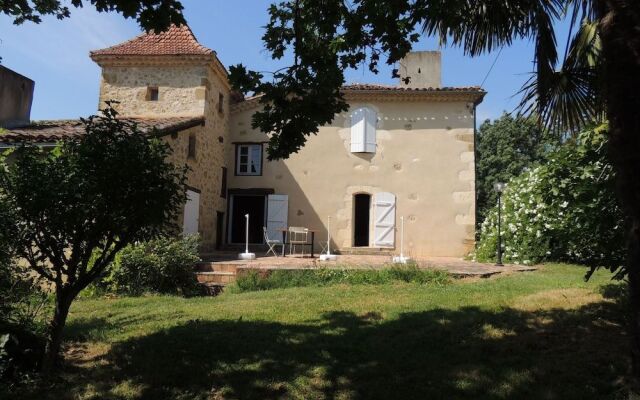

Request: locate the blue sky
(0, 0), (570, 124)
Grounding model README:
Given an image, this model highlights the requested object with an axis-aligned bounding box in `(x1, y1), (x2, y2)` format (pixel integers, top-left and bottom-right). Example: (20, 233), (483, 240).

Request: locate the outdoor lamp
(494, 182), (506, 266)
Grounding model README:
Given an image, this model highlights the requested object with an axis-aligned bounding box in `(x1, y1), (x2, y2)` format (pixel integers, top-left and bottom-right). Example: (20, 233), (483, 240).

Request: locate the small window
(220, 167), (228, 198)
(218, 92), (225, 113)
(188, 135), (197, 159)
(236, 144), (262, 176)
(146, 87), (159, 101)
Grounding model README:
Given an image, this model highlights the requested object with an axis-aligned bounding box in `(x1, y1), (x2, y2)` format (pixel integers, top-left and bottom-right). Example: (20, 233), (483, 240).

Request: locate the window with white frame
(350, 106), (377, 153)
(236, 144), (262, 175)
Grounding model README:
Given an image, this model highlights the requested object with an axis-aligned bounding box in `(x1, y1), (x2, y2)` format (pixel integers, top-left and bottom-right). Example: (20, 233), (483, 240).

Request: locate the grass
(10, 264), (630, 399)
(230, 264), (451, 292)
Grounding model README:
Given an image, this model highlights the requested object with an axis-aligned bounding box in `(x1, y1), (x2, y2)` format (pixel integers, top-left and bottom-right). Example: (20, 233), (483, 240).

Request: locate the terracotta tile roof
(90, 24), (213, 57)
(1, 116), (205, 145)
(231, 84), (485, 108)
(342, 83), (484, 92)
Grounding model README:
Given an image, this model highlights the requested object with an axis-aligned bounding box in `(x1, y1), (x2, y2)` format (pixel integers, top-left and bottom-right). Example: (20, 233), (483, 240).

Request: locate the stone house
(1, 24), (485, 258)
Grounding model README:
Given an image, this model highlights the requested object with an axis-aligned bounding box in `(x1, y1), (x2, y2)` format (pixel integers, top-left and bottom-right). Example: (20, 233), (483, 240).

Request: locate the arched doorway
(353, 193), (371, 247)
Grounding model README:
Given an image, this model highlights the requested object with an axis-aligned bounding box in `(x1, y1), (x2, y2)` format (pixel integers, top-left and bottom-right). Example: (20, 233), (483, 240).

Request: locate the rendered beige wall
(228, 99), (476, 257)
(98, 65), (208, 116)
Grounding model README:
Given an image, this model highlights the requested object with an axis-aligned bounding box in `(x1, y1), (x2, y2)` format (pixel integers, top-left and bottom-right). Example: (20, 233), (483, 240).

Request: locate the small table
(278, 228), (318, 257)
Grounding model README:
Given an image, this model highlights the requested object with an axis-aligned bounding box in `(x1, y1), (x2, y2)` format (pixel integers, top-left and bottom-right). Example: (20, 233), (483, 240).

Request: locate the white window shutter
(373, 192), (395, 247)
(364, 108), (377, 153)
(350, 108), (366, 153)
(266, 194), (288, 241)
(183, 190), (200, 236)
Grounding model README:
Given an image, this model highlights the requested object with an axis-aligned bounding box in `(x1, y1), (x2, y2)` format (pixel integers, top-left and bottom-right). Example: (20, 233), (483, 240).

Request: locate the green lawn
(22, 264), (630, 399)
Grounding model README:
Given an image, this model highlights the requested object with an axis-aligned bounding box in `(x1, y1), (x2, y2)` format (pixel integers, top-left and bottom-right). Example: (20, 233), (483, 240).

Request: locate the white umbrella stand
(319, 216), (337, 261)
(393, 216), (412, 264)
(238, 213), (256, 260)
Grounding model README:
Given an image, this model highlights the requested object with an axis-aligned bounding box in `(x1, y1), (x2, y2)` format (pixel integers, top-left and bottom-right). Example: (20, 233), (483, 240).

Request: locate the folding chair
(288, 226), (309, 257)
(263, 227), (283, 257)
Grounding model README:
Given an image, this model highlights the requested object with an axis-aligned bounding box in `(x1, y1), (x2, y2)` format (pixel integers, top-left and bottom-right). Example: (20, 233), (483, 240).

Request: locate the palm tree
(419, 0), (640, 387)
(232, 0), (640, 390)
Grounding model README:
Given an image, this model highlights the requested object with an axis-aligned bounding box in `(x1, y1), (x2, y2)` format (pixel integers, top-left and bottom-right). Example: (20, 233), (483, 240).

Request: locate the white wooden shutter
(350, 108), (366, 153)
(183, 190), (200, 236)
(364, 108), (377, 153)
(351, 107), (377, 153)
(373, 192), (395, 247)
(266, 194), (288, 241)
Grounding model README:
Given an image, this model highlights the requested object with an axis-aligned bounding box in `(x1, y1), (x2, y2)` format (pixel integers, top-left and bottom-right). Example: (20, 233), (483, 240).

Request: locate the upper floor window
(146, 86), (159, 101)
(350, 106), (377, 153)
(218, 92), (225, 113)
(236, 144), (262, 176)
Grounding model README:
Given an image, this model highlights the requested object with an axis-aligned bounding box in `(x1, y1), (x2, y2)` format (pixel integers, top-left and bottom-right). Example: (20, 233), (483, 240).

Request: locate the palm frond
(420, 0), (564, 56)
(518, 20), (604, 135)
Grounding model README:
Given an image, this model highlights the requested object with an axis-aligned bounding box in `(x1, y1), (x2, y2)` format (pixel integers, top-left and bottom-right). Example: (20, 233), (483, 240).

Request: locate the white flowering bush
(474, 124), (626, 274)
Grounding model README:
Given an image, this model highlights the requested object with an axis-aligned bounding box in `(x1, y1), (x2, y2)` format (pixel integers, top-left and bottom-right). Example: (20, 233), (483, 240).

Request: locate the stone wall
(228, 98), (477, 257)
(98, 61), (231, 251)
(163, 121), (226, 251)
(98, 65), (208, 117)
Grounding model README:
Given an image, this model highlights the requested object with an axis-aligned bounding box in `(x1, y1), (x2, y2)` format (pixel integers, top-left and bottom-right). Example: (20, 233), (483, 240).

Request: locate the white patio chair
(288, 226), (309, 257)
(263, 227), (283, 257)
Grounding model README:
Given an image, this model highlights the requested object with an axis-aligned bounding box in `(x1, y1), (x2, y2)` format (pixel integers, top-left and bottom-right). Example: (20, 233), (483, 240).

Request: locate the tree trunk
(597, 0), (640, 394)
(41, 287), (74, 374)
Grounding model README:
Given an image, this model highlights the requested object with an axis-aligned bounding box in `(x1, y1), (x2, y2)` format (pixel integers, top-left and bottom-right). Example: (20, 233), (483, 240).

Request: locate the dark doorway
(230, 195), (265, 244)
(354, 193), (371, 247)
(215, 211), (224, 250)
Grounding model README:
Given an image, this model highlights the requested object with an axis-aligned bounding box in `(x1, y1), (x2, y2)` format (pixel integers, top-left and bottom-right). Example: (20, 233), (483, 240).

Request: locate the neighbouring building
(0, 24), (485, 258)
(0, 65), (35, 129)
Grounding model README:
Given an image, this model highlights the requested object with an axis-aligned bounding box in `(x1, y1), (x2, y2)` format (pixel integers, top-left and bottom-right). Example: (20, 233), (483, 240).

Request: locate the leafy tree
(1, 0), (185, 32)
(0, 105), (187, 373)
(476, 123), (625, 269)
(476, 114), (557, 225)
(229, 0), (640, 389)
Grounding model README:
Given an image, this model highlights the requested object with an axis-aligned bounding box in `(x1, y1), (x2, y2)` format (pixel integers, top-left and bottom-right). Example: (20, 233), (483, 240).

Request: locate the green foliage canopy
(229, 0), (605, 160)
(475, 124), (626, 276)
(0, 104), (188, 370)
(476, 114), (558, 224)
(1, 0), (185, 32)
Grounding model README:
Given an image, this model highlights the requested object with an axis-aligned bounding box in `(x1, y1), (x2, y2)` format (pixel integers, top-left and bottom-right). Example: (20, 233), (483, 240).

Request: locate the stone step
(195, 271), (237, 284)
(338, 247), (395, 256)
(195, 262), (240, 273)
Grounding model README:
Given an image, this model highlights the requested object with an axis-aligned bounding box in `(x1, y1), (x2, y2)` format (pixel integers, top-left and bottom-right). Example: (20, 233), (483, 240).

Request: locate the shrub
(106, 235), (201, 296)
(474, 124), (626, 274)
(231, 265), (451, 293)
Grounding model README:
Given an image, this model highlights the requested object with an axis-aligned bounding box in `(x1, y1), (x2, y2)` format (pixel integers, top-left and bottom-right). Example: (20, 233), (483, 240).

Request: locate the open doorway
(353, 193), (371, 247)
(229, 195), (265, 244)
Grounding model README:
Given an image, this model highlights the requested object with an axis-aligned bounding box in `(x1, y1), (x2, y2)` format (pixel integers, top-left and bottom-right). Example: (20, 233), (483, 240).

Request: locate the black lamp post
(494, 182), (506, 266)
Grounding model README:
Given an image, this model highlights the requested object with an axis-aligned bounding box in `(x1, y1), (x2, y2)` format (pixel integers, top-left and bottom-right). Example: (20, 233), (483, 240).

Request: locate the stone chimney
(398, 51), (441, 88)
(0, 65), (34, 129)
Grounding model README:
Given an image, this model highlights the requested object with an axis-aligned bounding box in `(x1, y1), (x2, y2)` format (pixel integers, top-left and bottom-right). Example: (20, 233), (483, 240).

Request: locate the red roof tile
(1, 116), (204, 144)
(90, 24), (213, 57)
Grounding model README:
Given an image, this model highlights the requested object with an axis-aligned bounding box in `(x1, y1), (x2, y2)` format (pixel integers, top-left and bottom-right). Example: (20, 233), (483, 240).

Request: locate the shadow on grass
(53, 293), (630, 400)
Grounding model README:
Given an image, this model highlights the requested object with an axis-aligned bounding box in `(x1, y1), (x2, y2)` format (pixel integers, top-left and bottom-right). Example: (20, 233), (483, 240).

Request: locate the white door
(373, 192), (396, 247)
(266, 194), (288, 241)
(183, 190), (200, 236)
